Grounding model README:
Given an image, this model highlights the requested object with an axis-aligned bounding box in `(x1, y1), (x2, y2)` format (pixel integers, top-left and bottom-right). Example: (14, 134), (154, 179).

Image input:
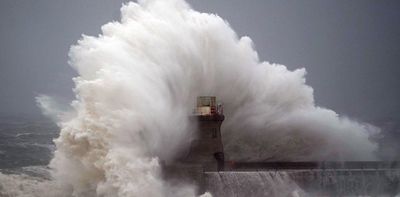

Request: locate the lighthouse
(184, 96), (225, 171)
(162, 96), (225, 194)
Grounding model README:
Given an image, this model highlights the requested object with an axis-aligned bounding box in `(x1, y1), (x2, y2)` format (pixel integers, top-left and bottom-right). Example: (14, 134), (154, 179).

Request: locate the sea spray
(0, 171), (66, 197)
(0, 0), (379, 196)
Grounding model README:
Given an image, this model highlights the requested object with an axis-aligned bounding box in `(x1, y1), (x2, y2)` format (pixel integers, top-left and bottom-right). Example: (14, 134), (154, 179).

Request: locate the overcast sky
(0, 0), (399, 122)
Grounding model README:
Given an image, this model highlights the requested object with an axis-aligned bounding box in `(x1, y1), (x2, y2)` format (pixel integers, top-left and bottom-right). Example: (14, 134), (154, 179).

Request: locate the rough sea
(0, 116), (57, 176)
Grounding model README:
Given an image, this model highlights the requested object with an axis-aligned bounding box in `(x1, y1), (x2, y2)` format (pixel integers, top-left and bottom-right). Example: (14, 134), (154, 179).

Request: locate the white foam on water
(0, 171), (66, 197)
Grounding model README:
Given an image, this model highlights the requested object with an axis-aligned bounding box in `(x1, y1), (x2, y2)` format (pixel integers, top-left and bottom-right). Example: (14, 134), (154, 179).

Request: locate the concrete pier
(219, 161), (400, 171)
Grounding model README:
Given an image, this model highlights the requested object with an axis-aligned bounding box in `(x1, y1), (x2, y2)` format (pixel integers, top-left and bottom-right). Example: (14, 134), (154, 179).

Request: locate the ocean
(0, 116), (57, 172)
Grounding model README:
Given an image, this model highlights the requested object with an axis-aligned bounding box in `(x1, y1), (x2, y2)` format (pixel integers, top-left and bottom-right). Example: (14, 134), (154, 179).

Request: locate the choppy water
(0, 117), (60, 196)
(0, 116), (57, 169)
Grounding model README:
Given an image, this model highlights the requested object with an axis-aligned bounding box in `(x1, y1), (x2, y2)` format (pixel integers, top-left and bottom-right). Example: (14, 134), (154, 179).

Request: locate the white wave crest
(32, 0), (378, 196)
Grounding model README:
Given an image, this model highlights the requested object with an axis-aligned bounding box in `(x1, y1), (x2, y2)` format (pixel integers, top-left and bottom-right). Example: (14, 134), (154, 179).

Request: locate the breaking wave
(1, 0), (380, 196)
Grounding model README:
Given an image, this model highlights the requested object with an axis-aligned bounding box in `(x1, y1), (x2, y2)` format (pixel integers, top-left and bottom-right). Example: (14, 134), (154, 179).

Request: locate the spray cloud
(5, 0), (379, 196)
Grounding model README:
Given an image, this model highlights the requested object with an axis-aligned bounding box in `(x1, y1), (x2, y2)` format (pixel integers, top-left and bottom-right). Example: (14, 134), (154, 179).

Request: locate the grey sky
(0, 0), (399, 122)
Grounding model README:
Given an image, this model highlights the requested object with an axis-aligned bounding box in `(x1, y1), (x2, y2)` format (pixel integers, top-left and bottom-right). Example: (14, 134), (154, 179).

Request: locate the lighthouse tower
(163, 96), (225, 194)
(184, 96), (225, 171)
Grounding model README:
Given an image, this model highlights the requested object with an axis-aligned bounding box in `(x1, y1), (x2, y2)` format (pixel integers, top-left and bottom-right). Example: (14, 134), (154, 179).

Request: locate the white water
(1, 0), (379, 196)
(0, 167), (65, 197)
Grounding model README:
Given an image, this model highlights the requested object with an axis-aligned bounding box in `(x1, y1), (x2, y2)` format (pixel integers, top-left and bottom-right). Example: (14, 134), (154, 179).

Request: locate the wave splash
(2, 0), (379, 196)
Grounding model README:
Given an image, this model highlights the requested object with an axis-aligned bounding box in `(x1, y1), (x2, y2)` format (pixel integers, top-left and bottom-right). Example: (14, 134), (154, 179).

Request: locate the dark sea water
(0, 116), (59, 196)
(0, 116), (58, 169)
